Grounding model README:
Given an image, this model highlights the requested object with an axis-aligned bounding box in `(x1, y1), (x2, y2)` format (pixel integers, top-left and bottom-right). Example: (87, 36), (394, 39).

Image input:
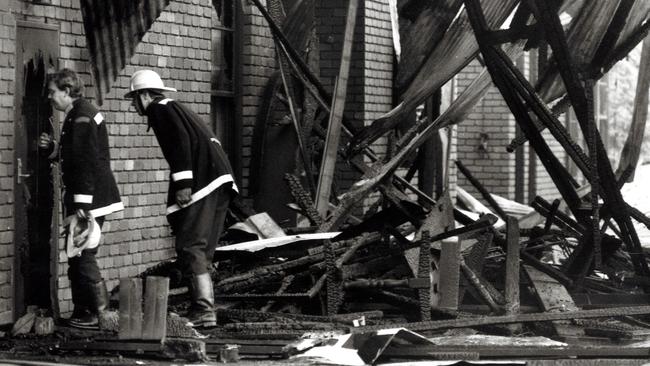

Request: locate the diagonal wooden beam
(315, 0), (360, 217)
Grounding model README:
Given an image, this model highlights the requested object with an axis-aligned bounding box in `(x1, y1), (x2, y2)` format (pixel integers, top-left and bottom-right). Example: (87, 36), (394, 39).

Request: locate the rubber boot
(90, 280), (109, 312)
(187, 273), (217, 328)
(67, 280), (94, 329)
(68, 281), (107, 330)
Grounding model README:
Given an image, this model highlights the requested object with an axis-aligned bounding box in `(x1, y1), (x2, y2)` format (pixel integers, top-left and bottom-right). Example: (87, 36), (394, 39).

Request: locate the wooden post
(438, 240), (460, 310)
(505, 216), (520, 317)
(119, 278), (143, 340)
(315, 0), (359, 217)
(505, 216), (521, 333)
(142, 276), (170, 341)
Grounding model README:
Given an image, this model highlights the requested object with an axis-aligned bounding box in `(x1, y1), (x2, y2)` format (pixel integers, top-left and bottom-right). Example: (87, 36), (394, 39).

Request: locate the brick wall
(0, 4), (16, 323)
(456, 60), (517, 202)
(454, 54), (566, 209)
(363, 0), (393, 152)
(3, 0), (214, 320)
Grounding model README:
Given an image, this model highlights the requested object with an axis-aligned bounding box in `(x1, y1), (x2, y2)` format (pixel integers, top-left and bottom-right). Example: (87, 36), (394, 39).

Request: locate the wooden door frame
(13, 20), (60, 320)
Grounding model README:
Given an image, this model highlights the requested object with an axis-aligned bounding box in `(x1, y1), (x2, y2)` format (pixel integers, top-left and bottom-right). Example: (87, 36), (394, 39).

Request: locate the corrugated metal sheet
(80, 0), (170, 104)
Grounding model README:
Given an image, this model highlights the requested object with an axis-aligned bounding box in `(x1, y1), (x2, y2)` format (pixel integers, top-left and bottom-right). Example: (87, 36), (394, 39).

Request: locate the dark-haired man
(40, 68), (123, 329)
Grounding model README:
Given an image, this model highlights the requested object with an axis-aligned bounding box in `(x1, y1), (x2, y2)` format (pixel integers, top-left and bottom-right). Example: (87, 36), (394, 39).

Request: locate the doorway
(13, 21), (60, 319)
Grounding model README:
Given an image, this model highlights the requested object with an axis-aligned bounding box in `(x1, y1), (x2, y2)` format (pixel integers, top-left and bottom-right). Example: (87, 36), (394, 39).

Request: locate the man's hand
(38, 133), (53, 150)
(73, 209), (94, 247)
(175, 188), (192, 207)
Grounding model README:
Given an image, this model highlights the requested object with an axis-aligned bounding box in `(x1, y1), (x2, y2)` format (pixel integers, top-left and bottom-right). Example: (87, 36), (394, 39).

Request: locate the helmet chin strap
(135, 92), (147, 115)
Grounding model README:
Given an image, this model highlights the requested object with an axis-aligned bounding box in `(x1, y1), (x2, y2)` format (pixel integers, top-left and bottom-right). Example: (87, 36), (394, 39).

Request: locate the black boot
(187, 273), (217, 328)
(89, 280), (109, 312)
(68, 281), (108, 330)
(68, 280), (93, 329)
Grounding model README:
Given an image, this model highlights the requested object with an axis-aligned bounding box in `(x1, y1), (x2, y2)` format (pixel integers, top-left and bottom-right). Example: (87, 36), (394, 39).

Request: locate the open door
(13, 21), (60, 320)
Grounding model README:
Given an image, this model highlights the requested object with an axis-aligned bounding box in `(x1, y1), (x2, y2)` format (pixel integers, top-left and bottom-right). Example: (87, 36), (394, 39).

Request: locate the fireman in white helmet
(125, 70), (238, 328)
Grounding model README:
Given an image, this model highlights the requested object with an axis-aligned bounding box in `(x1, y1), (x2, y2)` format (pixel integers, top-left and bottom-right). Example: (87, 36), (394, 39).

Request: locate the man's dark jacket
(57, 98), (123, 220)
(145, 97), (238, 216)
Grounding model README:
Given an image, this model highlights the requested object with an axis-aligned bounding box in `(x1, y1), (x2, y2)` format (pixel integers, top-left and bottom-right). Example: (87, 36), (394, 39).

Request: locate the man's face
(131, 93), (145, 116)
(47, 82), (70, 111)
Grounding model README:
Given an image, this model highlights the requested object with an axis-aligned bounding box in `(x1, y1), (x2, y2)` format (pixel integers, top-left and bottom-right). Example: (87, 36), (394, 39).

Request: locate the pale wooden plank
(315, 0), (360, 217)
(118, 278), (143, 340)
(142, 276), (169, 340)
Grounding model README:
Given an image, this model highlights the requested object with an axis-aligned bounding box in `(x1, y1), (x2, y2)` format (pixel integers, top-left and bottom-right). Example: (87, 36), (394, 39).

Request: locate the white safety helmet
(124, 69), (177, 98)
(66, 215), (102, 258)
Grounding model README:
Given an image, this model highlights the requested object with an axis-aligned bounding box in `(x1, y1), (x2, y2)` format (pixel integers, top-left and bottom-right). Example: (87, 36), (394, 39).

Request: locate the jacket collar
(64, 98), (81, 117)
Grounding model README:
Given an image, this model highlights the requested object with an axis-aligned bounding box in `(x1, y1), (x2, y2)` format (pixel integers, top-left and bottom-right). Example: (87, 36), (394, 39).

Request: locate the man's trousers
(168, 186), (232, 276)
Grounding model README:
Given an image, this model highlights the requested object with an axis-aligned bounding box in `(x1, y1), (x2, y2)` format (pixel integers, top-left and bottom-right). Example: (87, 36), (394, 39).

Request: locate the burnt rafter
(79, 0), (171, 105)
(530, 0), (650, 277)
(484, 24), (539, 46)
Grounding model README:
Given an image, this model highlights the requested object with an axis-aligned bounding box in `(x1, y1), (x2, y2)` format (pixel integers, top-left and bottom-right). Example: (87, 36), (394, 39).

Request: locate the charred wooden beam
(584, 80), (601, 270)
(417, 231), (432, 321)
(58, 339), (206, 362)
(460, 259), (501, 314)
(284, 173), (323, 226)
(455, 160), (508, 221)
(542, 199), (561, 234)
(504, 216), (520, 316)
(380, 345), (650, 359)
(223, 321), (339, 333)
(531, 196), (585, 235)
(351, 305), (650, 333)
(521, 251), (573, 289)
(276, 48), (317, 196)
(485, 25), (539, 45)
(342, 278), (430, 290)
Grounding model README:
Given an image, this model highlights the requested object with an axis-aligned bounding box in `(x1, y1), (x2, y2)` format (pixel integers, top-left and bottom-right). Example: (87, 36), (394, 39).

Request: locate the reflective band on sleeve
(172, 171), (193, 181)
(93, 113), (104, 124)
(74, 194), (93, 203)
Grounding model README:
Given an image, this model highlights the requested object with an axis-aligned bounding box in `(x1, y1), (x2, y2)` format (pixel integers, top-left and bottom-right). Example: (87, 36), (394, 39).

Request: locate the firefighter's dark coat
(145, 97), (238, 216)
(56, 98), (124, 221)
